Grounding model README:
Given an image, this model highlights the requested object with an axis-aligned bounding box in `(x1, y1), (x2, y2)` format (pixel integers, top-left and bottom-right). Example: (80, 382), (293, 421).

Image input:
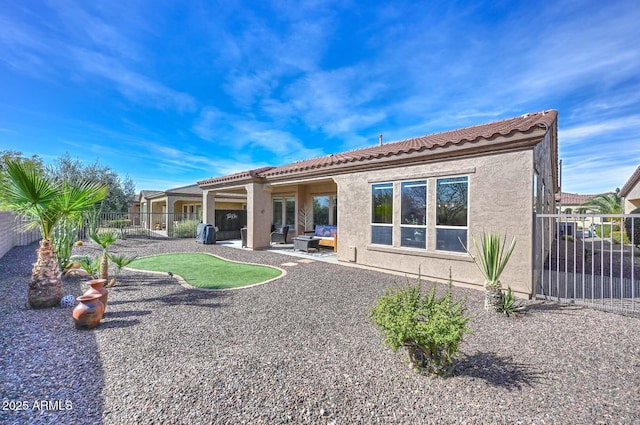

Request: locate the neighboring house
(555, 192), (602, 228)
(198, 110), (559, 297)
(139, 184), (246, 232)
(620, 165), (640, 213)
(556, 192), (598, 214)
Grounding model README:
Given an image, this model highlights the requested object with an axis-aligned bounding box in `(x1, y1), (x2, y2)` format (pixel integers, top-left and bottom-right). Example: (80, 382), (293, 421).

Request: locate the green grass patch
(127, 253), (282, 289)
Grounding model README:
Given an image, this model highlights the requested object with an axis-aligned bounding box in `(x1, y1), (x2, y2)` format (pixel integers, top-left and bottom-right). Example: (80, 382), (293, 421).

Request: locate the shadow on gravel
(98, 318), (142, 329)
(526, 301), (586, 315)
(104, 309), (152, 318)
(453, 352), (544, 389)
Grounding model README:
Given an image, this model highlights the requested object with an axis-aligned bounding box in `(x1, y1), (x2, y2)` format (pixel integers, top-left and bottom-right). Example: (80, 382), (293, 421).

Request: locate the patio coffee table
(293, 236), (320, 252)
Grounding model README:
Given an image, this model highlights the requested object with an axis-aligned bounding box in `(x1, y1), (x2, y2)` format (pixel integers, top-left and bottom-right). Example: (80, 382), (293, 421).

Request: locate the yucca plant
(90, 231), (118, 281)
(466, 231), (517, 311)
(106, 253), (137, 287)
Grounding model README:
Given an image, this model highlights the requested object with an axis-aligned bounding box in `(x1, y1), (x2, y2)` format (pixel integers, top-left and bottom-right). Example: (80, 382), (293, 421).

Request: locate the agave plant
(106, 253), (137, 287)
(0, 159), (107, 308)
(466, 231), (517, 311)
(90, 231), (118, 281)
(499, 286), (525, 316)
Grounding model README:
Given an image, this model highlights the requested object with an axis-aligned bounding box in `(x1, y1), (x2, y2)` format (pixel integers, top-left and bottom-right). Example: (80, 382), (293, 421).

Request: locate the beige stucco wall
(624, 181), (640, 213)
(333, 149), (536, 296)
(0, 212), (41, 259)
(268, 180), (337, 237)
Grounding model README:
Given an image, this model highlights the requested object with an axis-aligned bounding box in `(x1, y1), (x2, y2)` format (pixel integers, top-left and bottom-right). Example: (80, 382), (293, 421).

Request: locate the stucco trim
(365, 244), (474, 262)
(367, 167), (476, 184)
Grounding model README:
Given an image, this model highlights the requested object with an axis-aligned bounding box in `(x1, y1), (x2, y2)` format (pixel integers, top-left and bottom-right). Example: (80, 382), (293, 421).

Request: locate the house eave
(265, 129), (547, 183)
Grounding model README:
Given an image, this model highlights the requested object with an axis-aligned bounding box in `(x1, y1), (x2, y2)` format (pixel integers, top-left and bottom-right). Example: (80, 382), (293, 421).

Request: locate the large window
(273, 197), (295, 228)
(313, 195), (337, 226)
(401, 180), (427, 248)
(436, 176), (468, 252)
(371, 183), (393, 245)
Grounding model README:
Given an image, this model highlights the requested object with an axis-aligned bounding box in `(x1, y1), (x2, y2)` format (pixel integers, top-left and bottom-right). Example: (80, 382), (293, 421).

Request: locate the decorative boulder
(60, 295), (76, 308)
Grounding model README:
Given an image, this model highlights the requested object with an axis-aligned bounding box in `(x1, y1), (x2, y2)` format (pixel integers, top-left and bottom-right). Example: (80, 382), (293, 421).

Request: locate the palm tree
(106, 253), (137, 287)
(90, 232), (118, 281)
(466, 231), (517, 311)
(581, 189), (623, 229)
(580, 189), (622, 215)
(0, 160), (107, 308)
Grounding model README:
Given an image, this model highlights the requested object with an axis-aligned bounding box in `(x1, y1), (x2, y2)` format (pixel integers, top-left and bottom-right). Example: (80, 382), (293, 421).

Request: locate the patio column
(246, 183), (271, 249)
(203, 190), (216, 225)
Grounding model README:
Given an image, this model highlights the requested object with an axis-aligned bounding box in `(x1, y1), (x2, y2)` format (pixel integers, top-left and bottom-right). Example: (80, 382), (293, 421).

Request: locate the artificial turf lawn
(127, 253), (282, 289)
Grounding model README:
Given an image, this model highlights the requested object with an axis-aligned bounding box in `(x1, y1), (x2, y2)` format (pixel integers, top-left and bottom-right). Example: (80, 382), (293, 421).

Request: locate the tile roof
(198, 167), (274, 186)
(199, 110), (557, 187)
(620, 165), (640, 197)
(140, 184), (202, 199)
(262, 110), (557, 179)
(556, 192), (599, 205)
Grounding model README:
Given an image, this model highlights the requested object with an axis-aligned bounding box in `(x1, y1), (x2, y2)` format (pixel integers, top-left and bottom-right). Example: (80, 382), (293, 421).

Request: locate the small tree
(0, 159), (107, 308)
(106, 253), (137, 287)
(90, 232), (118, 281)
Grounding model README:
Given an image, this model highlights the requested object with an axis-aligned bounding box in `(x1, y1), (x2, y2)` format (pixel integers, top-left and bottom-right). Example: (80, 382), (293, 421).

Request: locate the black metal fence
(81, 211), (246, 240)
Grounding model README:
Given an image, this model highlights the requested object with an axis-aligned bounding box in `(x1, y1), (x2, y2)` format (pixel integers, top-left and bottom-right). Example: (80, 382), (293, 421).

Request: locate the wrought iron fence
(79, 210), (247, 240)
(534, 213), (640, 315)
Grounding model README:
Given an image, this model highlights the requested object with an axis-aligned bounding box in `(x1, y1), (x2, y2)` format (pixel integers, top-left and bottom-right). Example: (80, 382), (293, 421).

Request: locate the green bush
(171, 219), (200, 238)
(624, 208), (640, 247)
(370, 278), (472, 376)
(108, 219), (131, 228)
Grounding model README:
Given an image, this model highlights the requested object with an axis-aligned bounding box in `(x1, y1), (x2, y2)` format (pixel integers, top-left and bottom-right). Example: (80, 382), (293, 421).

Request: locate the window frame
(371, 182), (394, 245)
(400, 180), (427, 249)
(435, 175), (469, 253)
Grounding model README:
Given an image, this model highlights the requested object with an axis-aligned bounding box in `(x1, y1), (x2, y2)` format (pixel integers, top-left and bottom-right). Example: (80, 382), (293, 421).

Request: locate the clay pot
(84, 279), (108, 312)
(72, 294), (104, 330)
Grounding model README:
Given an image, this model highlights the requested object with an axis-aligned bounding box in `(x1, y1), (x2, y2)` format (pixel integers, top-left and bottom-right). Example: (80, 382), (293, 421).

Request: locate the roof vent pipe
(379, 134), (383, 146)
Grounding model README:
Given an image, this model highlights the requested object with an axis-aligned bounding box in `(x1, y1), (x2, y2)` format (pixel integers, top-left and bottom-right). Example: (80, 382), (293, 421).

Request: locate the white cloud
(559, 116), (640, 145)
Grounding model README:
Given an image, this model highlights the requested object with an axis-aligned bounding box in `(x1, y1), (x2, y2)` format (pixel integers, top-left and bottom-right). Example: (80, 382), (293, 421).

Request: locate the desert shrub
(108, 219), (131, 228)
(171, 219), (200, 238)
(624, 208), (640, 248)
(498, 286), (525, 316)
(370, 277), (472, 376)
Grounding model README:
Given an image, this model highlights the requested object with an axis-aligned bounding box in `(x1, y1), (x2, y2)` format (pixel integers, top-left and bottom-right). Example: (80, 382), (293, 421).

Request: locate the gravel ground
(1, 238), (639, 424)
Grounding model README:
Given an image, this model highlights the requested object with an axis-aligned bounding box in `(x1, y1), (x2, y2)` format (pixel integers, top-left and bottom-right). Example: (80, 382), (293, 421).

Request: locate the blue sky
(1, 1), (639, 193)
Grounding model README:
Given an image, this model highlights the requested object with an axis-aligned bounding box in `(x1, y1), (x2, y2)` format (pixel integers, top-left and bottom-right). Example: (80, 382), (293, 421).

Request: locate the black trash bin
(240, 227), (247, 248)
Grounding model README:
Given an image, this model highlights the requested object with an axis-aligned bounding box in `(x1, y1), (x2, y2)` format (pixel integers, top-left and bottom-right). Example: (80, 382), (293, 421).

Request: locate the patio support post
(246, 183), (272, 249)
(203, 190), (216, 226)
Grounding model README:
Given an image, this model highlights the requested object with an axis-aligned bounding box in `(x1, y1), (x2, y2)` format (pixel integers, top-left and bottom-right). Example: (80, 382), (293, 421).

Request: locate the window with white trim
(371, 183), (393, 245)
(435, 176), (468, 252)
(400, 180), (427, 249)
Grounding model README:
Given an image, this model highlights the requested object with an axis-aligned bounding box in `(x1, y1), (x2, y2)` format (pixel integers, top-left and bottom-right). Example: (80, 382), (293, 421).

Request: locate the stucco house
(620, 165), (640, 214)
(198, 110), (559, 297)
(555, 192), (602, 229)
(139, 184), (245, 233)
(556, 192), (598, 214)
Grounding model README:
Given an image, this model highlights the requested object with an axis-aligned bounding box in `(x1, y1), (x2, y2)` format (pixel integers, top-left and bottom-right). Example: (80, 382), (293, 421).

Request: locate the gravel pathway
(1, 238), (639, 424)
